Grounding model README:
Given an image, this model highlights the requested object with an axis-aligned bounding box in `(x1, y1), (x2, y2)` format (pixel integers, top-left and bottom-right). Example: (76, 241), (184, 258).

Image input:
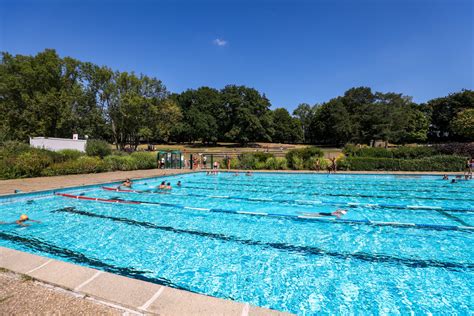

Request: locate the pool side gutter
(0, 246), (292, 315)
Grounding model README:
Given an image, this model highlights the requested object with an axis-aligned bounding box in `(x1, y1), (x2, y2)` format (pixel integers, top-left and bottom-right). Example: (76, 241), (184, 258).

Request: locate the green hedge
(343, 144), (438, 159)
(340, 155), (466, 171)
(42, 156), (107, 176)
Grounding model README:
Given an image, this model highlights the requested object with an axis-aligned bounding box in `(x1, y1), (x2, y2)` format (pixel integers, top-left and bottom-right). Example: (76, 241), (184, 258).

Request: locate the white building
(29, 134), (87, 152)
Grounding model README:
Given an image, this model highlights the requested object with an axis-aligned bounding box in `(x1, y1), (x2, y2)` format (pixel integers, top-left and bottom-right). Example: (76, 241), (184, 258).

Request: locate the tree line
(1, 49), (473, 148)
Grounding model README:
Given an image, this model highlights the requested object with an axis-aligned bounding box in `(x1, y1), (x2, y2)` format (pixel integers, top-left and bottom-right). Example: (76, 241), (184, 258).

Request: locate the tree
(271, 108), (303, 143)
(173, 87), (221, 143)
(427, 90), (474, 141)
(451, 109), (474, 140)
(220, 85), (273, 144)
(293, 103), (314, 143)
(309, 98), (353, 145)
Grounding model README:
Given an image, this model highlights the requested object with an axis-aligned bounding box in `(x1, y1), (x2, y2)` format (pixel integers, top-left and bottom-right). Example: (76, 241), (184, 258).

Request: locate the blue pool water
(0, 172), (473, 314)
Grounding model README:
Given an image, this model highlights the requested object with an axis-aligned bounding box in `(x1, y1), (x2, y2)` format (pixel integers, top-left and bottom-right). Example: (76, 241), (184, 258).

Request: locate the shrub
(130, 152), (156, 169)
(85, 139), (112, 158)
(307, 157), (328, 170)
(57, 149), (84, 161)
(286, 147), (323, 169)
(0, 141), (31, 156)
(14, 151), (54, 177)
(344, 144), (439, 159)
(42, 156), (107, 176)
(339, 155), (466, 172)
(391, 146), (438, 159)
(264, 157), (288, 170)
(229, 157), (240, 169)
(434, 143), (474, 157)
(103, 155), (138, 171)
(237, 153), (258, 169)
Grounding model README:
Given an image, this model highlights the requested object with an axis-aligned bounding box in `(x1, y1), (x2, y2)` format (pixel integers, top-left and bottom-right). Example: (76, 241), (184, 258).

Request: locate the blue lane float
(56, 192), (474, 233)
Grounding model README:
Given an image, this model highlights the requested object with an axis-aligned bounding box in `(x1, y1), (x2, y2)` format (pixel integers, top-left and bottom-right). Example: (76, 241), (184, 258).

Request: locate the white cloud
(213, 38), (228, 47)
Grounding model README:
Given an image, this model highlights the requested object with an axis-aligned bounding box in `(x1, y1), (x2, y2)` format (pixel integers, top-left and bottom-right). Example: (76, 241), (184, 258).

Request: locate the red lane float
(54, 192), (141, 204)
(102, 186), (139, 193)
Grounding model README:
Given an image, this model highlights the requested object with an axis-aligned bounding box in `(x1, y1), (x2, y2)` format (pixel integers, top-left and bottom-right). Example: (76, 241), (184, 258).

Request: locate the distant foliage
(57, 149), (84, 161)
(343, 145), (438, 159)
(339, 155), (466, 172)
(130, 152), (156, 169)
(86, 140), (112, 158)
(434, 142), (474, 157)
(42, 156), (107, 176)
(286, 147), (323, 169)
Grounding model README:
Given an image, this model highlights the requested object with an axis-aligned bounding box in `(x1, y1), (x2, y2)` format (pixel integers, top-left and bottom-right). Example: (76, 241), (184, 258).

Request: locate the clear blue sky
(1, 0), (473, 111)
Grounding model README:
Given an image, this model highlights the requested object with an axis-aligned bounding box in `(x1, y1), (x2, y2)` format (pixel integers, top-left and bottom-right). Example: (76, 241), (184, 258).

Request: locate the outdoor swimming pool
(0, 172), (473, 314)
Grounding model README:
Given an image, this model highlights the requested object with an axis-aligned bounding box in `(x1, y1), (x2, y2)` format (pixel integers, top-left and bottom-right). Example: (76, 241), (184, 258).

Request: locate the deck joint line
(25, 258), (53, 274)
(138, 286), (165, 311)
(241, 303), (250, 316)
(74, 270), (103, 291)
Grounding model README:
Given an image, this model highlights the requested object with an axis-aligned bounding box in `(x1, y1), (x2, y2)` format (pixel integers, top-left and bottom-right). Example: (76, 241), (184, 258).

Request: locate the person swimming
(245, 171), (253, 176)
(158, 181), (166, 190)
(177, 181), (182, 187)
(451, 179), (457, 183)
(442, 174), (449, 180)
(122, 178), (133, 188)
(302, 209), (348, 219)
(166, 182), (172, 190)
(16, 214), (41, 227)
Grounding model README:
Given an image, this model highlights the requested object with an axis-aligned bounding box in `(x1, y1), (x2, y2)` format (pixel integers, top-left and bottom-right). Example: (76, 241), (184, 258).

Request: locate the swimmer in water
(302, 209), (348, 219)
(442, 174), (449, 180)
(16, 214), (41, 227)
(245, 171), (253, 176)
(122, 179), (133, 188)
(166, 182), (172, 190)
(177, 181), (182, 187)
(451, 179), (457, 184)
(158, 181), (166, 190)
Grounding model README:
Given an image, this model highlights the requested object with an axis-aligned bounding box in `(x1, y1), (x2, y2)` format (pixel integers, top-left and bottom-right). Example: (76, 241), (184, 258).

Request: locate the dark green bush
(340, 155), (466, 171)
(344, 144), (439, 159)
(103, 155), (138, 171)
(264, 157), (288, 170)
(57, 149), (84, 161)
(42, 156), (107, 176)
(13, 151), (54, 177)
(85, 139), (112, 158)
(434, 143), (474, 157)
(130, 152), (156, 169)
(286, 147), (323, 169)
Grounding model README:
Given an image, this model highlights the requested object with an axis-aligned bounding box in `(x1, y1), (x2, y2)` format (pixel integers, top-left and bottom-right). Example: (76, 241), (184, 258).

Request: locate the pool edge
(0, 246), (293, 315)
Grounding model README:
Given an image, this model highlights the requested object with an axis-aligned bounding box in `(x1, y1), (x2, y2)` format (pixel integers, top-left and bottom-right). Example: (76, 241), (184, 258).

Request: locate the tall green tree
(220, 85), (273, 144)
(293, 103), (314, 143)
(427, 90), (474, 141)
(271, 108), (303, 143)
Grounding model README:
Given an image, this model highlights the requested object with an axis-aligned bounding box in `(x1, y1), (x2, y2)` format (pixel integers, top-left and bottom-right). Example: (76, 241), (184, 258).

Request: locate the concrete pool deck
(0, 247), (291, 315)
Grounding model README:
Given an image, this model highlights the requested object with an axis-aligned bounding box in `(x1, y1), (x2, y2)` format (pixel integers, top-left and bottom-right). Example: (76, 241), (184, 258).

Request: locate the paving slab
(147, 287), (243, 315)
(28, 259), (98, 290)
(78, 271), (162, 310)
(0, 247), (51, 273)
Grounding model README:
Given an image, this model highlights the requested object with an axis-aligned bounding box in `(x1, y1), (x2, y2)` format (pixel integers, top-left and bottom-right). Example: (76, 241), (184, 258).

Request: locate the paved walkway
(0, 169), (190, 196)
(0, 270), (122, 315)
